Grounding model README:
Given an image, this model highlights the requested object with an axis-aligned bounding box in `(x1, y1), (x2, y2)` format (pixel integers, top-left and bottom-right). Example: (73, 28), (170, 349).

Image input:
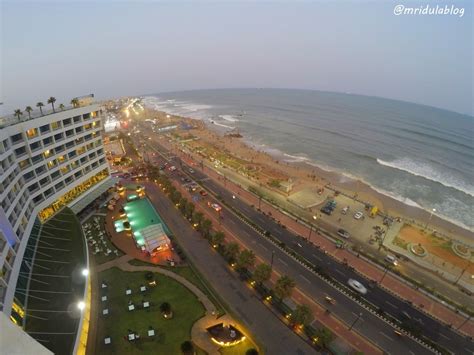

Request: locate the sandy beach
(144, 107), (473, 246)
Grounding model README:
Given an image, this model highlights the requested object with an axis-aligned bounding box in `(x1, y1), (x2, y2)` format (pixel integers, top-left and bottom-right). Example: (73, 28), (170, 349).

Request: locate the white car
(353, 211), (364, 220)
(347, 279), (368, 294)
(385, 254), (398, 266)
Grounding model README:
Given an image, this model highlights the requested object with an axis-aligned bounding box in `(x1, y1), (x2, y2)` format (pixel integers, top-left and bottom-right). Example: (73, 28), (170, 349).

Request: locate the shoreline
(144, 107), (473, 245)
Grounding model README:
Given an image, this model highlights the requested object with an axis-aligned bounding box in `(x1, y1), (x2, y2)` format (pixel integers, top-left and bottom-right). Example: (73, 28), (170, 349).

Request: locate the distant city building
(0, 98), (113, 333)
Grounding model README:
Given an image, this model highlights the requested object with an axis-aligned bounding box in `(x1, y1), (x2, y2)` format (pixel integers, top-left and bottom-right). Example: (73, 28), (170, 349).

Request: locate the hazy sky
(1, 0), (472, 115)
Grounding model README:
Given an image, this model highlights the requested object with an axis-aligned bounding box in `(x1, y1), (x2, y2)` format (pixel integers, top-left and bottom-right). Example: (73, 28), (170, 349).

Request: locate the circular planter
(409, 243), (427, 257)
(452, 242), (472, 259)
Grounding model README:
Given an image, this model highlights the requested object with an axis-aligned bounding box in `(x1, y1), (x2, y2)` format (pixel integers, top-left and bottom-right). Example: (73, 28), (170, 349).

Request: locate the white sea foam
(219, 115), (239, 122)
(377, 158), (474, 197)
(209, 120), (235, 130)
(283, 153), (310, 163)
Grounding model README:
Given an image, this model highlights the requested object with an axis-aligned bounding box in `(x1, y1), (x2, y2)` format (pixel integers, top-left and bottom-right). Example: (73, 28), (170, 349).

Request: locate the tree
(314, 327), (334, 348)
(70, 98), (79, 108)
(179, 197), (188, 214)
(200, 219), (212, 238)
(246, 349), (259, 355)
(224, 242), (240, 262)
(14, 109), (23, 120)
(236, 249), (256, 271)
(160, 302), (173, 318)
(47, 96), (56, 112)
(291, 304), (313, 327)
(36, 102), (44, 115)
(25, 106), (33, 119)
(192, 211), (204, 226)
(253, 263), (272, 284)
(274, 275), (295, 301)
(180, 340), (194, 355)
(210, 231), (225, 247)
(171, 190), (182, 204)
(184, 202), (195, 219)
(59, 103), (65, 111)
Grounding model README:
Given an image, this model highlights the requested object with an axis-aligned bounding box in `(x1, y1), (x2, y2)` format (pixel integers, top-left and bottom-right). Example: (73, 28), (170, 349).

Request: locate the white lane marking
(227, 218), (236, 226)
(300, 275), (311, 283)
(279, 258), (288, 267)
(439, 333), (450, 340)
(379, 331), (394, 341)
(335, 269), (345, 276)
(260, 244), (268, 252)
(312, 254), (322, 261)
(274, 229), (283, 235)
(385, 301), (398, 309)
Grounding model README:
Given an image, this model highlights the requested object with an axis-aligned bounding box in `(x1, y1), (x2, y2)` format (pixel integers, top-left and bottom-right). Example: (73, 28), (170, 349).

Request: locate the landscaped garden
(96, 267), (206, 354)
(83, 214), (123, 265)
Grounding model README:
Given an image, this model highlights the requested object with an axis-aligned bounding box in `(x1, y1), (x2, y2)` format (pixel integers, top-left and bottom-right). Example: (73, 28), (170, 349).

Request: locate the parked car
(385, 254), (398, 266)
(207, 202), (222, 212)
(353, 211), (364, 220)
(189, 168), (195, 174)
(347, 279), (368, 294)
(341, 206), (350, 215)
(321, 206), (332, 215)
(199, 190), (208, 196)
(337, 229), (350, 239)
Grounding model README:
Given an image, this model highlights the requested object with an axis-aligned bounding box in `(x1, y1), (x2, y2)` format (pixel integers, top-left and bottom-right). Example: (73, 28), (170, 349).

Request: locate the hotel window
(57, 155), (66, 164)
(84, 124), (91, 130)
(73, 115), (81, 123)
(60, 166), (70, 174)
(54, 133), (63, 142)
(43, 149), (52, 159)
(39, 124), (50, 134)
(91, 111), (98, 118)
(83, 113), (91, 120)
(70, 161), (78, 169)
(63, 118), (72, 126)
(39, 177), (49, 186)
(19, 159), (31, 170)
(11, 133), (23, 144)
(51, 171), (60, 180)
(14, 147), (26, 158)
(77, 147), (86, 155)
(47, 159), (57, 169)
(42, 137), (53, 146)
(65, 129), (74, 137)
(26, 128), (38, 138)
(30, 141), (41, 151)
(51, 121), (61, 130)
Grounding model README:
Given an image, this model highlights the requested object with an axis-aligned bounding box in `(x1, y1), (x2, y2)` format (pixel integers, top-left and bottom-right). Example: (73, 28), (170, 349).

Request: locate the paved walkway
(173, 147), (474, 336)
(94, 254), (222, 355)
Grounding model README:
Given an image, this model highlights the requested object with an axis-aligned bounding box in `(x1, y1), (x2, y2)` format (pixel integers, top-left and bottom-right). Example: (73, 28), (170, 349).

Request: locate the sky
(1, 0), (472, 115)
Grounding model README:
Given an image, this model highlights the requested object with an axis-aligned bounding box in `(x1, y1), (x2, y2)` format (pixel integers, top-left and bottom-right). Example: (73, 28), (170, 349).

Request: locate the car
(321, 207), (332, 215)
(183, 178), (191, 183)
(347, 279), (368, 295)
(207, 202), (222, 212)
(337, 229), (350, 239)
(341, 206), (350, 215)
(327, 200), (337, 210)
(189, 168), (195, 174)
(199, 190), (208, 196)
(353, 211), (364, 220)
(169, 166), (176, 172)
(385, 254), (398, 266)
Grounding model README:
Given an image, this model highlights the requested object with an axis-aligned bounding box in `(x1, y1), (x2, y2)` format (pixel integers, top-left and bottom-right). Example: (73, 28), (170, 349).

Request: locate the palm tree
(36, 102), (44, 116)
(160, 302), (173, 318)
(210, 231), (225, 247)
(25, 106), (33, 119)
(291, 304), (313, 327)
(171, 190), (182, 204)
(178, 197), (188, 214)
(14, 109), (23, 121)
(236, 249), (256, 271)
(180, 340), (194, 355)
(274, 275), (296, 301)
(192, 211), (204, 227)
(70, 98), (79, 108)
(59, 103), (65, 111)
(184, 202), (195, 219)
(224, 242), (240, 262)
(253, 263), (272, 285)
(47, 97), (56, 112)
(314, 327), (334, 348)
(200, 219), (212, 238)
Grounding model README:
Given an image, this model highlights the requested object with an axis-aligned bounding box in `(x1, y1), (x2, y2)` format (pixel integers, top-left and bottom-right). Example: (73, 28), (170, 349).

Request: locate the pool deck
(105, 194), (178, 265)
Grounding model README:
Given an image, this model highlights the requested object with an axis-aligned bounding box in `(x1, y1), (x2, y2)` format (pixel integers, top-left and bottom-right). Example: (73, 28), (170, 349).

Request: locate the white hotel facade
(0, 97), (112, 323)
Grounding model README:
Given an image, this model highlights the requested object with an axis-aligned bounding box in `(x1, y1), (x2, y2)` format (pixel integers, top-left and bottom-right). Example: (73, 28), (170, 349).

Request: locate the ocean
(142, 89), (474, 231)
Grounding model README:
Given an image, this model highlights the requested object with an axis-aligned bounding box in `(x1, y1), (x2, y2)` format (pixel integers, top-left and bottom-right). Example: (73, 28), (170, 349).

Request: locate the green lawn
(128, 259), (226, 316)
(219, 338), (258, 355)
(96, 267), (206, 354)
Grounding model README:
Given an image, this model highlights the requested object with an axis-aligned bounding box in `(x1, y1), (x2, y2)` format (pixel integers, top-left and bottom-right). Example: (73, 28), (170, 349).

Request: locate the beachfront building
(0, 95), (114, 350)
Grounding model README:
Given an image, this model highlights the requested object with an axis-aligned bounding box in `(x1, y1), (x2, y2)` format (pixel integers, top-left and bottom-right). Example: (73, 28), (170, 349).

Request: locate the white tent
(141, 224), (170, 253)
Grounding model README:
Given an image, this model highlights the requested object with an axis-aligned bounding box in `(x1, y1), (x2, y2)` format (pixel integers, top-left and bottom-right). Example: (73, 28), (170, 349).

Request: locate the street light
(348, 312), (363, 330)
(453, 258), (471, 285)
(81, 268), (89, 277)
(424, 208), (436, 230)
(308, 215), (317, 242)
(77, 301), (85, 311)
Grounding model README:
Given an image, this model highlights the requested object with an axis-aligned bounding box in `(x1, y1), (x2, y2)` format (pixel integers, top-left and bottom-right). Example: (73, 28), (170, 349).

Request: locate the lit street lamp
(308, 215), (317, 242)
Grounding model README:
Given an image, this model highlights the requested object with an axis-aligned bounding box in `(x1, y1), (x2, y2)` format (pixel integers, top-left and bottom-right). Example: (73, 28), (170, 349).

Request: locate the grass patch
(392, 236), (409, 250)
(96, 267), (205, 355)
(128, 259), (226, 316)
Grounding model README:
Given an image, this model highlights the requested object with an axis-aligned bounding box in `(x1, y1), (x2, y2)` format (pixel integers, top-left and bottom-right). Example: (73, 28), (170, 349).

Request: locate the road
(143, 181), (319, 355)
(143, 132), (474, 355)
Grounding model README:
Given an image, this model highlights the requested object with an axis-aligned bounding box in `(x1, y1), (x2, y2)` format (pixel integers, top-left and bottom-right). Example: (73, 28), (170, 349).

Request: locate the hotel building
(0, 95), (113, 351)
